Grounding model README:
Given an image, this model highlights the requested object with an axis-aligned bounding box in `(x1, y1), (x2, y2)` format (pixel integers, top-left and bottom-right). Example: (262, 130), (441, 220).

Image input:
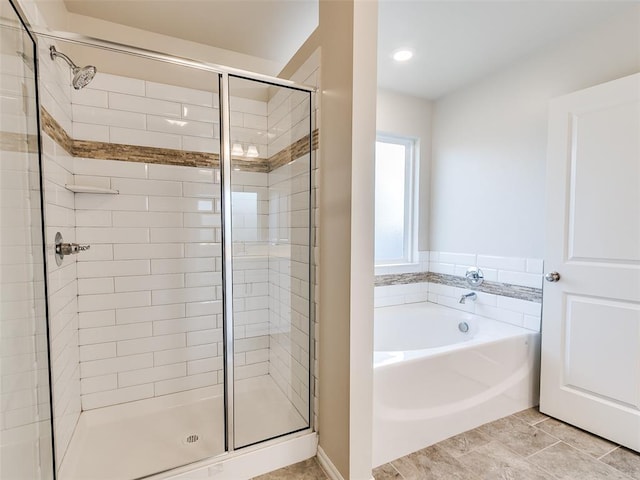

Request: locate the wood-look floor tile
(436, 428), (492, 458)
(391, 445), (480, 480)
(373, 463), (404, 479)
(457, 441), (555, 480)
(513, 407), (549, 426)
(535, 418), (617, 458)
(251, 458), (328, 480)
(528, 442), (631, 480)
(600, 447), (640, 479)
(478, 415), (559, 457)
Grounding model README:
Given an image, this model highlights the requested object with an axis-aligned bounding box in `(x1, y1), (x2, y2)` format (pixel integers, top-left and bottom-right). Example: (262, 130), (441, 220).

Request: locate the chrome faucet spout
(459, 292), (477, 304)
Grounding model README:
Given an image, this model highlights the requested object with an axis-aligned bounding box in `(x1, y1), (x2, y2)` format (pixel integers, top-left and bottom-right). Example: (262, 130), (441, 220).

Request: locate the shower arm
(50, 46), (79, 70)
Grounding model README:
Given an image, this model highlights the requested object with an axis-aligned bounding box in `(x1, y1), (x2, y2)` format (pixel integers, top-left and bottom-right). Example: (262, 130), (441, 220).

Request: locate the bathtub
(372, 301), (540, 467)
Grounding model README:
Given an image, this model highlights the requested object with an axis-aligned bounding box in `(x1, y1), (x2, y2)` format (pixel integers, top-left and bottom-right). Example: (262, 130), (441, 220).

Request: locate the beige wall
(318, 0), (377, 478)
(278, 28), (320, 81)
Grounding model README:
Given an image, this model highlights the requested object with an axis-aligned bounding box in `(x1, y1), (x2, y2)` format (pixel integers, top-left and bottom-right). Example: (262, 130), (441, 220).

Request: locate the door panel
(569, 101), (640, 262)
(541, 73), (640, 452)
(565, 296), (640, 408)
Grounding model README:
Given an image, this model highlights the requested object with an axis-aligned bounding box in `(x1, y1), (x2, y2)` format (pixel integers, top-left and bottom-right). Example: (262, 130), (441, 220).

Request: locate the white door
(540, 73), (640, 452)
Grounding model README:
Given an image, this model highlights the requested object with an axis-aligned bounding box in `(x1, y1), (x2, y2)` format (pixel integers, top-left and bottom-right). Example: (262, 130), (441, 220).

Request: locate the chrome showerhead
(49, 45), (97, 90)
(72, 65), (97, 90)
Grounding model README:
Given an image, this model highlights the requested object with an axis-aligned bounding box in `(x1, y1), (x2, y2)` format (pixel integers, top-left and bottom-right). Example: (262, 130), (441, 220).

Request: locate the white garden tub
(372, 301), (540, 467)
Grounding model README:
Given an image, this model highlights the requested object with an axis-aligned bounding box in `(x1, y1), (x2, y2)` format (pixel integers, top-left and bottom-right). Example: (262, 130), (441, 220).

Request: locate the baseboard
(317, 446), (375, 480)
(316, 445), (375, 480)
(317, 447), (345, 480)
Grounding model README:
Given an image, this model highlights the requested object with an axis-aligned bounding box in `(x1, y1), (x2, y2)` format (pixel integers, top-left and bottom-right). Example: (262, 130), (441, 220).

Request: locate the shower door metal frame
(219, 72), (235, 453)
(14, 21), (316, 475)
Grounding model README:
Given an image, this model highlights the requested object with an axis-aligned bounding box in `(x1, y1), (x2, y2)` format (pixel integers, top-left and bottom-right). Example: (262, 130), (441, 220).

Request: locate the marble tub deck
(257, 408), (640, 479)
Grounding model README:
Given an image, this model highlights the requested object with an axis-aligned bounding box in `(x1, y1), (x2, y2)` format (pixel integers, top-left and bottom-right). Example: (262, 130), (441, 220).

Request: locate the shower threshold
(58, 375), (307, 480)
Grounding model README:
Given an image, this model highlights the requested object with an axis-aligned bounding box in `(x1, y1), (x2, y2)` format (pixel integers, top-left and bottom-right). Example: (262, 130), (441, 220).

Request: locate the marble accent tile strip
(376, 271), (542, 303)
(41, 107), (317, 173)
(42, 106), (224, 168)
(41, 108), (75, 153)
(428, 272), (542, 303)
(73, 138), (221, 168)
(269, 130), (319, 171)
(0, 131), (39, 153)
(375, 272), (429, 287)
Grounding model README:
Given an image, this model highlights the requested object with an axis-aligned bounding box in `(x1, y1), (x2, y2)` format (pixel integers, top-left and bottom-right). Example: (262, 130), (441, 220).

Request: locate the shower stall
(1, 1), (315, 478)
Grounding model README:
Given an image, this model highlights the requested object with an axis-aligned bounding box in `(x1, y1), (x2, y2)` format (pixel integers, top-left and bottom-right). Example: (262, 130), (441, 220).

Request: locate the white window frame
(374, 133), (419, 267)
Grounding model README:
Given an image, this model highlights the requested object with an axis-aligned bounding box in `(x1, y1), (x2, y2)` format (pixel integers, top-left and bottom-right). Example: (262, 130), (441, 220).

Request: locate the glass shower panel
(0, 1), (54, 478)
(228, 76), (312, 448)
(38, 39), (226, 479)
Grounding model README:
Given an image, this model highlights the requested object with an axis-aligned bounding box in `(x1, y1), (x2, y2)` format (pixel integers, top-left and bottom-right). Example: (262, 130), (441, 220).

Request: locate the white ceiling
(61, 1), (634, 99)
(377, 0), (636, 100)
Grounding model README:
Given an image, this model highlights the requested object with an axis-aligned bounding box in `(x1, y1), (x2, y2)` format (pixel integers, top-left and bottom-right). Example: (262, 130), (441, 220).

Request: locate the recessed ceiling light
(392, 49), (414, 62)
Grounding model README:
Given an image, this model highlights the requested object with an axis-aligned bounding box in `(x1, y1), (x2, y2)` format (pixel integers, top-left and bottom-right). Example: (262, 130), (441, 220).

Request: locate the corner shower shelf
(65, 184), (119, 194)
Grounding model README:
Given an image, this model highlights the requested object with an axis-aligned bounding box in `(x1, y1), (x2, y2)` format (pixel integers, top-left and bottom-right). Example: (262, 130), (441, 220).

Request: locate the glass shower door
(0, 1), (54, 478)
(227, 76), (312, 448)
(35, 38), (226, 479)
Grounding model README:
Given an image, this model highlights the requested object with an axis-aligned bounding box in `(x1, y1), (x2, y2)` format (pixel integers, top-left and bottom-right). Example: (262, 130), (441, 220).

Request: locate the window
(374, 134), (418, 265)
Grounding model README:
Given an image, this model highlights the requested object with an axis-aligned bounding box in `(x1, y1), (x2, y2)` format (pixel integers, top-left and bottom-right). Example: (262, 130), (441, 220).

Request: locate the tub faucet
(459, 292), (477, 304)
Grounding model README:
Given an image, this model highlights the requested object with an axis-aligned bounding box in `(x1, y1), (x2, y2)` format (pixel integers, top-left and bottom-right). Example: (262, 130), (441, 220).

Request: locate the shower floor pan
(58, 375), (307, 480)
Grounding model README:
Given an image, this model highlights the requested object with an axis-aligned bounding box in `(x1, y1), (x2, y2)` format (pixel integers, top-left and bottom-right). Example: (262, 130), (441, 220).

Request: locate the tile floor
(256, 408), (640, 479)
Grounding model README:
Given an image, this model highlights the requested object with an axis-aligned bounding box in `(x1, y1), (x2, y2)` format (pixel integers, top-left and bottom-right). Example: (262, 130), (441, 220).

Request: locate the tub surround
(375, 272), (429, 287)
(376, 272), (541, 303)
(374, 251), (543, 332)
(428, 272), (541, 302)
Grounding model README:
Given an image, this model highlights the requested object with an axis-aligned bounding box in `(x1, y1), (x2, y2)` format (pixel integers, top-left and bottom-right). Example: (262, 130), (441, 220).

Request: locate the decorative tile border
(40, 108), (74, 153)
(429, 272), (542, 303)
(375, 271), (542, 303)
(270, 130), (319, 171)
(40, 108), (317, 173)
(375, 272), (429, 286)
(0, 131), (39, 154)
(73, 138), (223, 169)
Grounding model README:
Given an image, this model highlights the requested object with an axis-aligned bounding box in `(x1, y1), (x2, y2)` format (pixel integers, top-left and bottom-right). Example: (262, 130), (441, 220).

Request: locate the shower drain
(183, 434), (199, 445)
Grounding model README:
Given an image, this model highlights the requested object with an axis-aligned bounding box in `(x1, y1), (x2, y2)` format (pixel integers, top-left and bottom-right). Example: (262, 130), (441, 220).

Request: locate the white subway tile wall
(37, 40), (83, 466)
(375, 282), (430, 308)
(72, 72), (221, 153)
(73, 160), (226, 410)
(267, 156), (312, 420)
(290, 49), (321, 431)
(374, 251), (544, 332)
(267, 52), (319, 425)
(40, 69), (279, 412)
(0, 45), (54, 478)
(230, 166), (271, 393)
